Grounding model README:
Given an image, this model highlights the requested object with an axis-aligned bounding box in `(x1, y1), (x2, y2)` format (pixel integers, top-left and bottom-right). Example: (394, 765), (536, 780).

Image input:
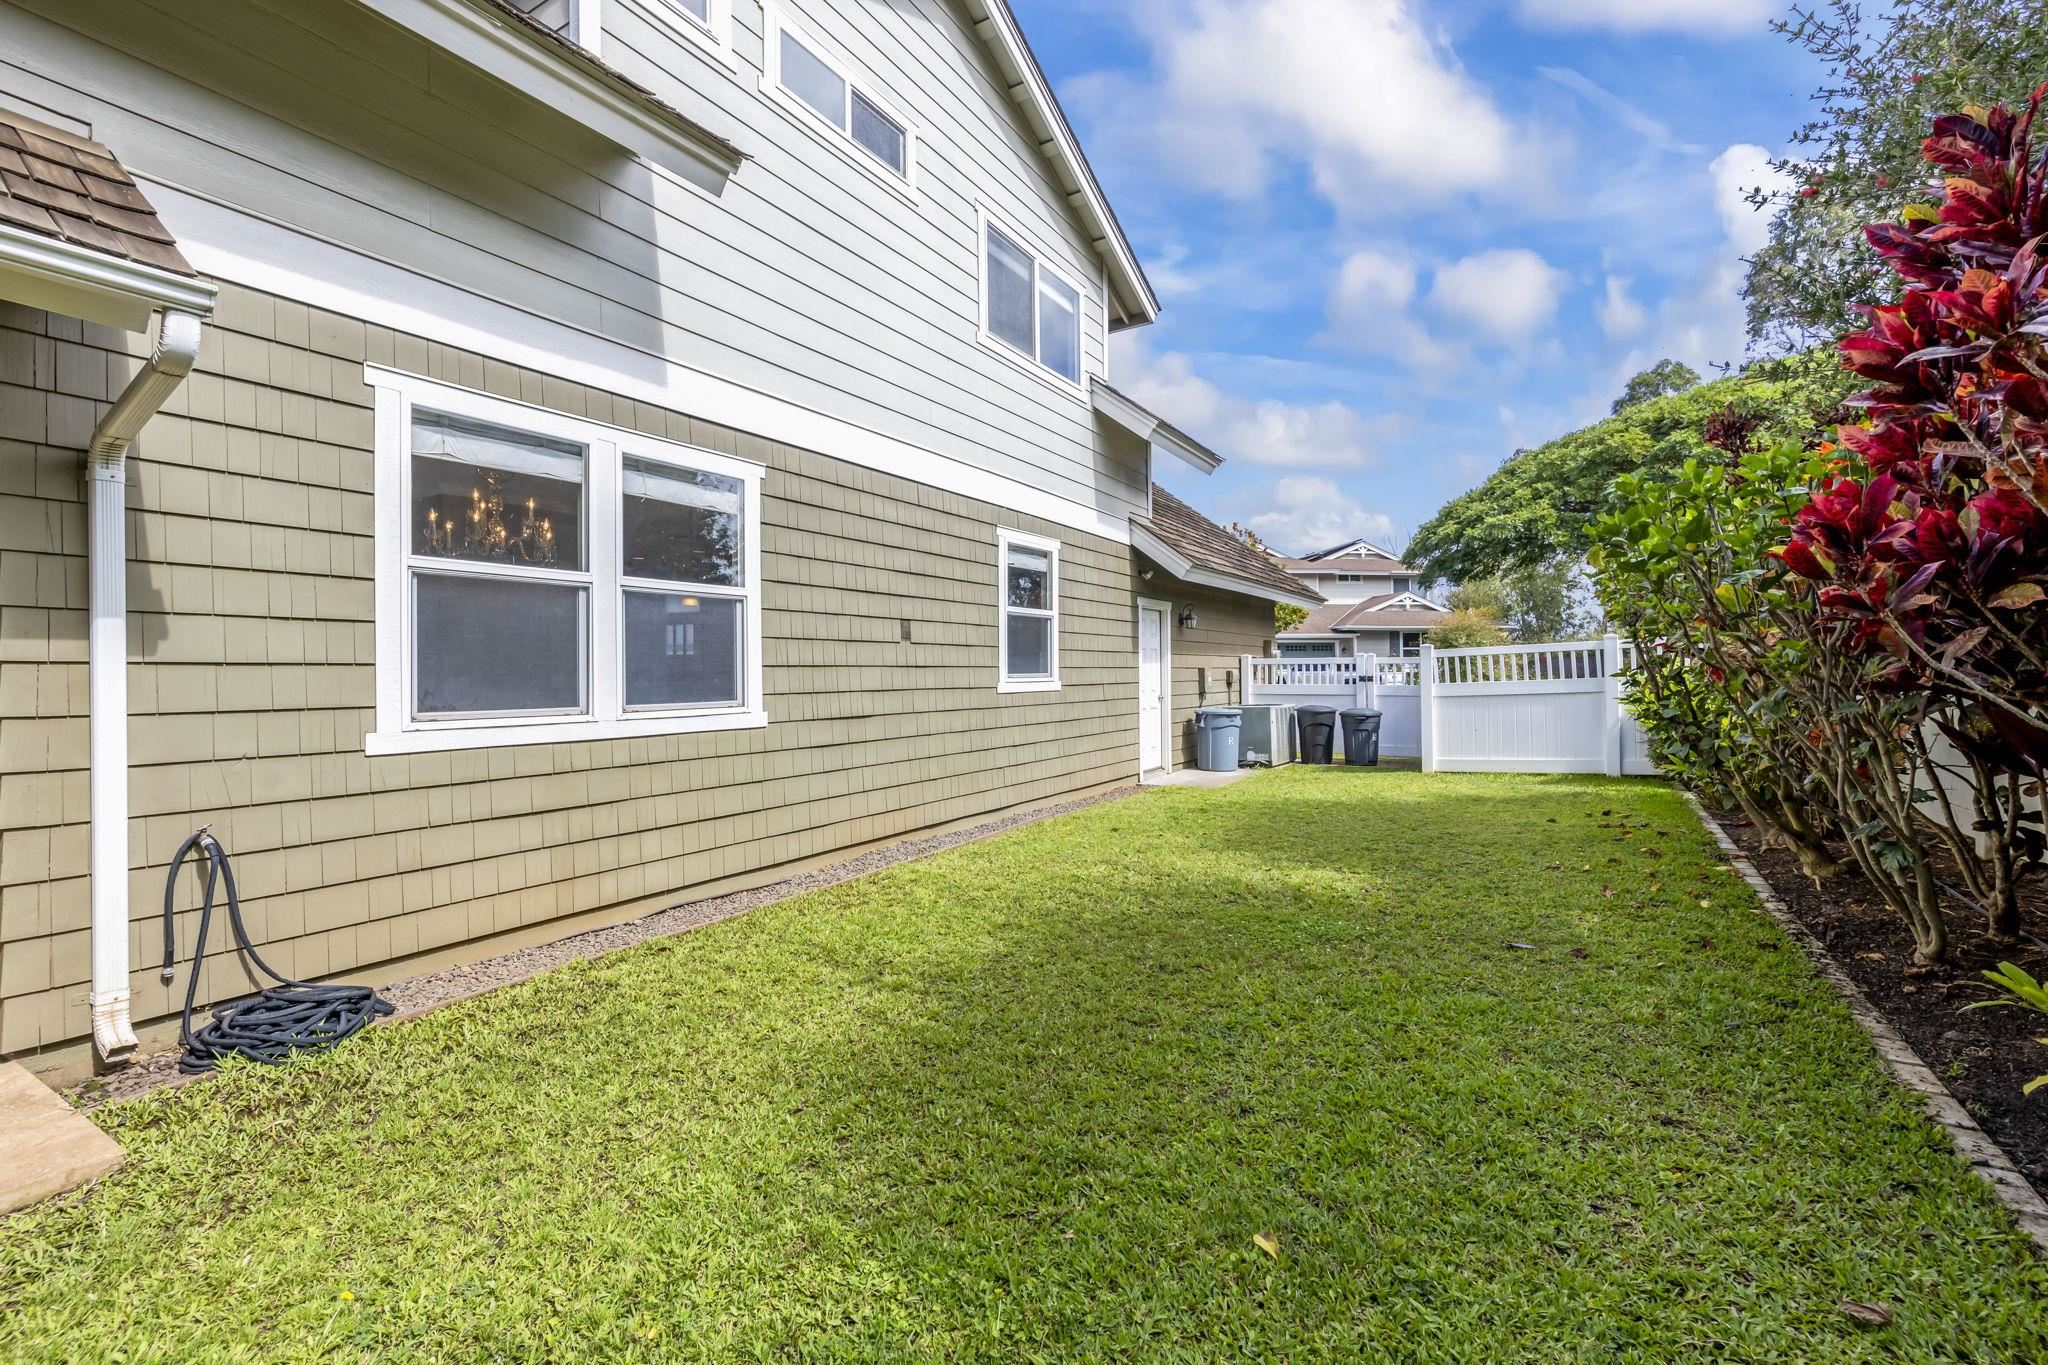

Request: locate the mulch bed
(1720, 814), (2048, 1192)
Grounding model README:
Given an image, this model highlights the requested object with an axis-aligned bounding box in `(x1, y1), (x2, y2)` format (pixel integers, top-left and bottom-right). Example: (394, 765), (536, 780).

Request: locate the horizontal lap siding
(0, 285), (1137, 1057)
(2, 0), (1144, 523)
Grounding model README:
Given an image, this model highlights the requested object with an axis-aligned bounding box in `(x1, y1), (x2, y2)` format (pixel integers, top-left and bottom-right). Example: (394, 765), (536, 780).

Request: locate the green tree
(1449, 563), (1591, 642)
(1745, 0), (2048, 350)
(1611, 360), (1701, 414)
(1407, 351), (1855, 585)
(1426, 608), (1509, 650)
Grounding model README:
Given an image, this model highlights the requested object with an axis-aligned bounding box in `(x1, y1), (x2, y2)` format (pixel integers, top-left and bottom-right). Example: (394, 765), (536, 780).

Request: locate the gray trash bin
(1194, 707), (1243, 772)
(1340, 708), (1384, 767)
(1295, 705), (1337, 764)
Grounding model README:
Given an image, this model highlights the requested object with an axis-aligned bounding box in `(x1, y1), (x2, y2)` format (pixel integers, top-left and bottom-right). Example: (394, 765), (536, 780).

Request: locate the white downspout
(87, 308), (205, 1066)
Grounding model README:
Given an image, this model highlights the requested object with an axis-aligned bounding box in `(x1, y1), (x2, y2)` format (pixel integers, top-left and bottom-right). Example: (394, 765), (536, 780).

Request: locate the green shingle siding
(0, 285), (1140, 1058)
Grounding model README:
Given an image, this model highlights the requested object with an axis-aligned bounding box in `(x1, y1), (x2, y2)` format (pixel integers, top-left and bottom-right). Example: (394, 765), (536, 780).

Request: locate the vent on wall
(900, 619), (913, 642)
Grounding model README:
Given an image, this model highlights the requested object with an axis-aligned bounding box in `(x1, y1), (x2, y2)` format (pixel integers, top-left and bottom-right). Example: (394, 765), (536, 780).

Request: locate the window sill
(366, 706), (768, 755)
(996, 678), (1061, 695)
(626, 0), (740, 68)
(975, 328), (1086, 403)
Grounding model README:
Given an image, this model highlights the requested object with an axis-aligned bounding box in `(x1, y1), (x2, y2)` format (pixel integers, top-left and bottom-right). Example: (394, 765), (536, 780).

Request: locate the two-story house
(0, 0), (1318, 1077)
(1273, 538), (1449, 660)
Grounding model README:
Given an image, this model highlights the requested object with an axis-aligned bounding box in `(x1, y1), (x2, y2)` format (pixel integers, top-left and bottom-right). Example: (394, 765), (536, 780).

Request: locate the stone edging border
(1685, 793), (2048, 1255)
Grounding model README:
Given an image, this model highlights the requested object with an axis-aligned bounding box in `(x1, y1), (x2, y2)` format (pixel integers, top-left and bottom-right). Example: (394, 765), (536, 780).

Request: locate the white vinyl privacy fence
(1244, 636), (1657, 776)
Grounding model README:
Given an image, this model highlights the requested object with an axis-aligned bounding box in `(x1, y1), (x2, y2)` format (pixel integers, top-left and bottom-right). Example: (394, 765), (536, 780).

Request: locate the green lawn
(4, 769), (2045, 1362)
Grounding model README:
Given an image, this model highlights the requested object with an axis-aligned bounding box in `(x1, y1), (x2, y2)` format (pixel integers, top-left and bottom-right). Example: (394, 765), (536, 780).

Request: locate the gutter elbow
(90, 990), (140, 1064)
(89, 309), (205, 464)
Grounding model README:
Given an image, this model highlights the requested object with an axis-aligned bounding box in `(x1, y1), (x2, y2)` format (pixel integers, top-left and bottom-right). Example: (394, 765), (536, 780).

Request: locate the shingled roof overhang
(354, 0), (747, 191)
(1132, 486), (1325, 609)
(963, 0), (1158, 331)
(0, 114), (214, 332)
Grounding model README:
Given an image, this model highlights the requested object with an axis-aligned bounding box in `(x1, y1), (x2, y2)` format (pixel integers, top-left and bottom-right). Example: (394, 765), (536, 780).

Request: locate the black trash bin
(1194, 707), (1243, 772)
(1340, 707), (1384, 767)
(1295, 705), (1337, 765)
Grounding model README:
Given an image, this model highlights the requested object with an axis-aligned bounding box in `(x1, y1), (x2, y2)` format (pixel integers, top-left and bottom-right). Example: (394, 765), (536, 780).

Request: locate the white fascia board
(353, 0), (743, 191)
(157, 185), (1133, 544)
(966, 1), (1156, 328)
(1091, 381), (1221, 474)
(1364, 591), (1450, 612)
(1130, 521), (1321, 609)
(0, 222), (216, 332)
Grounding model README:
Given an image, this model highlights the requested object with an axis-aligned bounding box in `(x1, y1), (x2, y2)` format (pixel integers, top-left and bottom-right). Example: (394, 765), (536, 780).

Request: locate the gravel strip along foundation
(1687, 793), (2048, 1255)
(72, 785), (1144, 1112)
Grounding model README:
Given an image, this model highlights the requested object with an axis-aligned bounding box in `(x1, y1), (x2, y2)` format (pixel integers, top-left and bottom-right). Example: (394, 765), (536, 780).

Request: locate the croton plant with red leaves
(1781, 92), (2048, 781)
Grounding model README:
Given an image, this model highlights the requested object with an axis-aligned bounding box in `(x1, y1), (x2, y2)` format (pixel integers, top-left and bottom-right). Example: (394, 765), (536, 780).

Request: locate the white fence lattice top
(1431, 641), (1609, 685)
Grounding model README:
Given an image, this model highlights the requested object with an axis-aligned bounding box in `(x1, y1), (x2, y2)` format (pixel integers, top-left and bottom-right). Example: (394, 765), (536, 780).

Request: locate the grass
(3, 768), (2046, 1362)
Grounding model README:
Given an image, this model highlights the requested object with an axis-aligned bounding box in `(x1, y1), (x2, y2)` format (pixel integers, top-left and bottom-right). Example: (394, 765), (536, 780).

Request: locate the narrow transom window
(643, 0), (734, 59)
(998, 529), (1060, 692)
(767, 10), (917, 184)
(981, 215), (1084, 388)
(851, 91), (907, 176)
(369, 369), (767, 756)
(779, 27), (846, 128)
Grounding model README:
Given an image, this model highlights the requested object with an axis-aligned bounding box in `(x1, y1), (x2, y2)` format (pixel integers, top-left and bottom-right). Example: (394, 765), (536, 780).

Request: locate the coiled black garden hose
(161, 829), (395, 1075)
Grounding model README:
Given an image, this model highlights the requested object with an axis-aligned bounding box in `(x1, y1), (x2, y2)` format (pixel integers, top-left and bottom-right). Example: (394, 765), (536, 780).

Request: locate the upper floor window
(998, 529), (1061, 693)
(981, 214), (1082, 388)
(366, 368), (767, 755)
(638, 0), (737, 64)
(764, 8), (916, 188)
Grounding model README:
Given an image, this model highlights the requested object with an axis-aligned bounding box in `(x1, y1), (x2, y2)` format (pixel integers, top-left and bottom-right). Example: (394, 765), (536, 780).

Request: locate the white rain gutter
(86, 308), (207, 1064)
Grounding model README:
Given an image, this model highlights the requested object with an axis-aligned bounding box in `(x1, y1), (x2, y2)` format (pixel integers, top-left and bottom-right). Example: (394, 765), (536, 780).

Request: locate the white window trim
(997, 527), (1061, 694)
(976, 206), (1088, 400)
(760, 5), (919, 201)
(622, 0), (738, 67)
(366, 367), (768, 755)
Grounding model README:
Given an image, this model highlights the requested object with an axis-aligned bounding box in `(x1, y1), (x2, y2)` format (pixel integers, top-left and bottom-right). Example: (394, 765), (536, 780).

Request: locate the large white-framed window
(629, 0), (737, 66)
(365, 366), (767, 755)
(997, 528), (1060, 693)
(978, 208), (1085, 393)
(761, 6), (918, 196)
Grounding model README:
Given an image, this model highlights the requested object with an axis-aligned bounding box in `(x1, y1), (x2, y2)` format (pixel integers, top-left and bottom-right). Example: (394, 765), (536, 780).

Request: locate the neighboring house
(0, 0), (1311, 1075)
(1271, 539), (1450, 659)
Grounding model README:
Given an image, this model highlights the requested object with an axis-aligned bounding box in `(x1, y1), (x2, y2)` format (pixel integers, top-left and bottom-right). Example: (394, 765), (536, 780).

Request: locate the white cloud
(1567, 142), (1794, 428)
(1322, 250), (1459, 373)
(1075, 0), (1542, 217)
(1244, 476), (1403, 555)
(1428, 249), (1568, 342)
(1518, 0), (1776, 36)
(1599, 275), (1649, 340)
(1709, 142), (1781, 257)
(1114, 337), (1383, 468)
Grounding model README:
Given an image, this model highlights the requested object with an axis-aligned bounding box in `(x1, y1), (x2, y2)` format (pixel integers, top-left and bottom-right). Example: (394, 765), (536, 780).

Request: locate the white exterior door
(1138, 605), (1166, 771)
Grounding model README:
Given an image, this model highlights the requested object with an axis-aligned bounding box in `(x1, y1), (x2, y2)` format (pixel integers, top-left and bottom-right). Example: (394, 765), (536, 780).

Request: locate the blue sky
(1011, 0), (1823, 556)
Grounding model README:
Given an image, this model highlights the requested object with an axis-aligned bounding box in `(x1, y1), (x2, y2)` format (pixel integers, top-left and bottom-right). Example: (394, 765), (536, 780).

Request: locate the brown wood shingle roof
(1135, 485), (1324, 603)
(0, 111), (195, 278)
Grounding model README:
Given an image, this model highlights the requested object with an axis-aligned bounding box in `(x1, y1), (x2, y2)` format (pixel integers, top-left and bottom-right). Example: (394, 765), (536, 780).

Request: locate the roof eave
(0, 222), (216, 332)
(966, 0), (1159, 328)
(1092, 381), (1222, 474)
(360, 0), (746, 191)
(1131, 521), (1324, 609)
